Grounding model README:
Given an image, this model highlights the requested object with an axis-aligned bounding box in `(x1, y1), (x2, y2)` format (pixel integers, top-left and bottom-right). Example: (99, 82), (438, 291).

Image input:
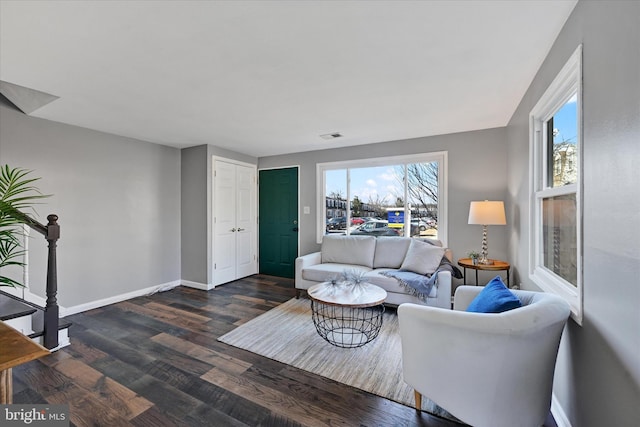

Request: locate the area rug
(218, 298), (459, 422)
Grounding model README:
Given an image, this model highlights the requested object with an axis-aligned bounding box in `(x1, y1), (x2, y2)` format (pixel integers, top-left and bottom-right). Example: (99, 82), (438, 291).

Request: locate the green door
(259, 167), (298, 278)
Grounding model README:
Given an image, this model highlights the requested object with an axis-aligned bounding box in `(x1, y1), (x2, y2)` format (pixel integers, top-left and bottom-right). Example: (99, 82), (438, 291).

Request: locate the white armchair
(398, 286), (570, 427)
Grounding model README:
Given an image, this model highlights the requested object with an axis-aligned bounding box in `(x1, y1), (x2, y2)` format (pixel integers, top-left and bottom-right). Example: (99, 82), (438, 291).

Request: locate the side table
(0, 321), (50, 404)
(457, 258), (511, 287)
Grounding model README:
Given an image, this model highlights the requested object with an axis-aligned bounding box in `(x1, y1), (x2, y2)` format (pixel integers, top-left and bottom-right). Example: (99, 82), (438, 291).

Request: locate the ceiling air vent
(320, 132), (343, 140)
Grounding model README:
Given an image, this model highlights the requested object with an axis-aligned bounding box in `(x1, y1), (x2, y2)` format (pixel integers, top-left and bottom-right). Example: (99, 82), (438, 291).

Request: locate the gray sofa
(295, 235), (453, 308)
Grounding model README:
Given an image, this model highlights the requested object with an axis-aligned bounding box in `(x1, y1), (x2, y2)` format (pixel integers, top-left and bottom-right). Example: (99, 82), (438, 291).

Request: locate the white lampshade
(468, 201), (507, 225)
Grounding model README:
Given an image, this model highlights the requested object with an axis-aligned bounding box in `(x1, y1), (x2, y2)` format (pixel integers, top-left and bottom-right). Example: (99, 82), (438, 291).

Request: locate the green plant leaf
(0, 165), (50, 288)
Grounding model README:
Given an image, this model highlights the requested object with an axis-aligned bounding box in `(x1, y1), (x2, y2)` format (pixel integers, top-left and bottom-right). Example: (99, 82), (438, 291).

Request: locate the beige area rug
(218, 298), (458, 422)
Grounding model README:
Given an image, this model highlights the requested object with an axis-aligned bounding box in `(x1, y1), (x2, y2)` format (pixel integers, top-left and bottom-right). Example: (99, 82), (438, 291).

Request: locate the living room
(0, 1), (638, 427)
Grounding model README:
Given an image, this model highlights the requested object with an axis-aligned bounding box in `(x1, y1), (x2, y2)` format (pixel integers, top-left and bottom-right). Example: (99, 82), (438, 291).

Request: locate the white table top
(308, 282), (387, 308)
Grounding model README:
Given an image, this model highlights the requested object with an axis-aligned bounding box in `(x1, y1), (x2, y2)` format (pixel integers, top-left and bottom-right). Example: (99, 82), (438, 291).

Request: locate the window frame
(316, 151), (448, 245)
(528, 45), (583, 324)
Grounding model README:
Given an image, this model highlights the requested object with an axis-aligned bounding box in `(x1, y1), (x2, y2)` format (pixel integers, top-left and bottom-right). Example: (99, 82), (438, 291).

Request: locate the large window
(529, 46), (582, 323)
(317, 152), (447, 245)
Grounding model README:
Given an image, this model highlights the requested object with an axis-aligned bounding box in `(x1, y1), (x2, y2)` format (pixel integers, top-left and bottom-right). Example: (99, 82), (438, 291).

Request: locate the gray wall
(259, 126), (509, 287)
(181, 144), (256, 286)
(181, 145), (208, 284)
(506, 1), (640, 426)
(0, 96), (181, 308)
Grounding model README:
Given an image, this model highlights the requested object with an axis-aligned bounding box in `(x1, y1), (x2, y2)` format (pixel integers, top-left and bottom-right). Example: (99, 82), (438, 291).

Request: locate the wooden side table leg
(1, 368), (13, 404)
(414, 390), (422, 410)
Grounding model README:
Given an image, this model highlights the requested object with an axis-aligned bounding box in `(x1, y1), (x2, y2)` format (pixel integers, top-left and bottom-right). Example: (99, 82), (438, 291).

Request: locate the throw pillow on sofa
(321, 235), (376, 268)
(399, 239), (445, 275)
(466, 275), (522, 313)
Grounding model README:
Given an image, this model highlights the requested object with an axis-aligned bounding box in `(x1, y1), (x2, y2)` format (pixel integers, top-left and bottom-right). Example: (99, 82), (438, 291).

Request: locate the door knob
(237, 228), (245, 232)
(230, 228), (236, 232)
(293, 227), (299, 232)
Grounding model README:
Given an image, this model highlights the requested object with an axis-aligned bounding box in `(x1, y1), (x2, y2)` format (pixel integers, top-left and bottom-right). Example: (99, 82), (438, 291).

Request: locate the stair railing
(21, 213), (60, 349)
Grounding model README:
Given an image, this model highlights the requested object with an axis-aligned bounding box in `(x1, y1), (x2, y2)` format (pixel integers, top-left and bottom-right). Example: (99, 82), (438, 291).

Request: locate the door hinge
(214, 263), (216, 269)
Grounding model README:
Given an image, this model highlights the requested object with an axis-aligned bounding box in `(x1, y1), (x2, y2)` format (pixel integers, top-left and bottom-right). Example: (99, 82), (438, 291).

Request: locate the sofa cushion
(373, 237), (412, 268)
(302, 263), (372, 283)
(321, 235), (376, 268)
(400, 239), (445, 275)
(365, 269), (438, 298)
(466, 276), (522, 313)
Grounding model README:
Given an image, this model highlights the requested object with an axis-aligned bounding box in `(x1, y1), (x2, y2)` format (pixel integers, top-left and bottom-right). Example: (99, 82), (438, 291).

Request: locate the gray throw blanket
(381, 257), (463, 301)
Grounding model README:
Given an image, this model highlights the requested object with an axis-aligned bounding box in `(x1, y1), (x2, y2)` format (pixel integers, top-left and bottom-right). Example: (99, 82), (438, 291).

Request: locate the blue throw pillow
(466, 276), (522, 313)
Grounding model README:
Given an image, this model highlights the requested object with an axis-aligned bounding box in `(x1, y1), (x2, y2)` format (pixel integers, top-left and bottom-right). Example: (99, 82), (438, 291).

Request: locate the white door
(213, 159), (257, 286)
(235, 165), (256, 278)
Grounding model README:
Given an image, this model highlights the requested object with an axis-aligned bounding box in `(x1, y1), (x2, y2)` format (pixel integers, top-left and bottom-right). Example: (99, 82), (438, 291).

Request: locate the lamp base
(479, 225), (494, 265)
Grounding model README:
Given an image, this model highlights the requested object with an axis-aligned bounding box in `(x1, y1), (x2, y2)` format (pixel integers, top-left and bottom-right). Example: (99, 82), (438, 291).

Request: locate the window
(317, 152), (447, 245)
(529, 45), (582, 323)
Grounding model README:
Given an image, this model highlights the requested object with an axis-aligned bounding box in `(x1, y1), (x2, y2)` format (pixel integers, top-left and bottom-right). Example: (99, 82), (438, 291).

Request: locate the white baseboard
(61, 280), (182, 316)
(1, 284), (53, 311)
(1, 285), (26, 299)
(551, 393), (572, 427)
(17, 278), (212, 318)
(22, 289), (48, 308)
(181, 280), (215, 290)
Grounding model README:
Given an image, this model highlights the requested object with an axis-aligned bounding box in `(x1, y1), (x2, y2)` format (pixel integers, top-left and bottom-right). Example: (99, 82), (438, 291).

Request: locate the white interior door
(213, 159), (257, 286)
(235, 164), (256, 278)
(214, 160), (238, 285)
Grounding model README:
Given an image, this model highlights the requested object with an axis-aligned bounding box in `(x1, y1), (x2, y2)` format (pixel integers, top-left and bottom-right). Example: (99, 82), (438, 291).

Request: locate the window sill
(531, 266), (582, 325)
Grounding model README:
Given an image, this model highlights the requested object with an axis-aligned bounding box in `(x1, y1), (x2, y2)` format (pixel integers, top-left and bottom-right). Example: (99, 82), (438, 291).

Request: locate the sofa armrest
(432, 270), (452, 309)
(295, 252), (322, 291)
(296, 251), (322, 269)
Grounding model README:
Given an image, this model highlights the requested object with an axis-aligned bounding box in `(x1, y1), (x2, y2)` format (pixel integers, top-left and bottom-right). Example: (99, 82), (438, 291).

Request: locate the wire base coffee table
(308, 282), (387, 348)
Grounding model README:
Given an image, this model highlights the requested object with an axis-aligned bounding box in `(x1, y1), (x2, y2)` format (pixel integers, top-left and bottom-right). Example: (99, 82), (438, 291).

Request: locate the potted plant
(0, 165), (49, 288)
(468, 251), (480, 265)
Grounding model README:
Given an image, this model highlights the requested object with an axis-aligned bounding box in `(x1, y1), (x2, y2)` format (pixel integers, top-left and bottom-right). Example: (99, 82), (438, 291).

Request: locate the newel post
(43, 214), (60, 349)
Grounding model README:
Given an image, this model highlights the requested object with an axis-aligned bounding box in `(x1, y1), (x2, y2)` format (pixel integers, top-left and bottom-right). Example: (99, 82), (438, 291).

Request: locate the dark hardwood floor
(11, 275), (555, 427)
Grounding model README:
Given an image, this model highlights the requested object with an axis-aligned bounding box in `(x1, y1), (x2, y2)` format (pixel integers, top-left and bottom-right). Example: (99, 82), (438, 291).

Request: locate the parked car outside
(351, 217), (365, 226)
(407, 218), (437, 236)
(326, 217), (347, 232)
(350, 220), (400, 236)
(411, 219), (428, 232)
(424, 217), (437, 227)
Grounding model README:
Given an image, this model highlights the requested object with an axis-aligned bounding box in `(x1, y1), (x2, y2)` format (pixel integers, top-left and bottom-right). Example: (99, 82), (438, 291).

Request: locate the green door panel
(259, 167), (298, 278)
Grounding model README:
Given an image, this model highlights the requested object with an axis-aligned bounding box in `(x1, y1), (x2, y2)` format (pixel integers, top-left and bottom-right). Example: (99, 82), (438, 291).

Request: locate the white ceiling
(0, 0), (577, 157)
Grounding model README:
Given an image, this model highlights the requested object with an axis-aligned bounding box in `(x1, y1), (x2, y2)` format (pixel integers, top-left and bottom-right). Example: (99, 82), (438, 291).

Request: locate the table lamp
(468, 200), (506, 265)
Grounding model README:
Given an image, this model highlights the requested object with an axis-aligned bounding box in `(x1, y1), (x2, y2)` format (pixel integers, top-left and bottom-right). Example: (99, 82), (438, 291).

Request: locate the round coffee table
(308, 282), (387, 348)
